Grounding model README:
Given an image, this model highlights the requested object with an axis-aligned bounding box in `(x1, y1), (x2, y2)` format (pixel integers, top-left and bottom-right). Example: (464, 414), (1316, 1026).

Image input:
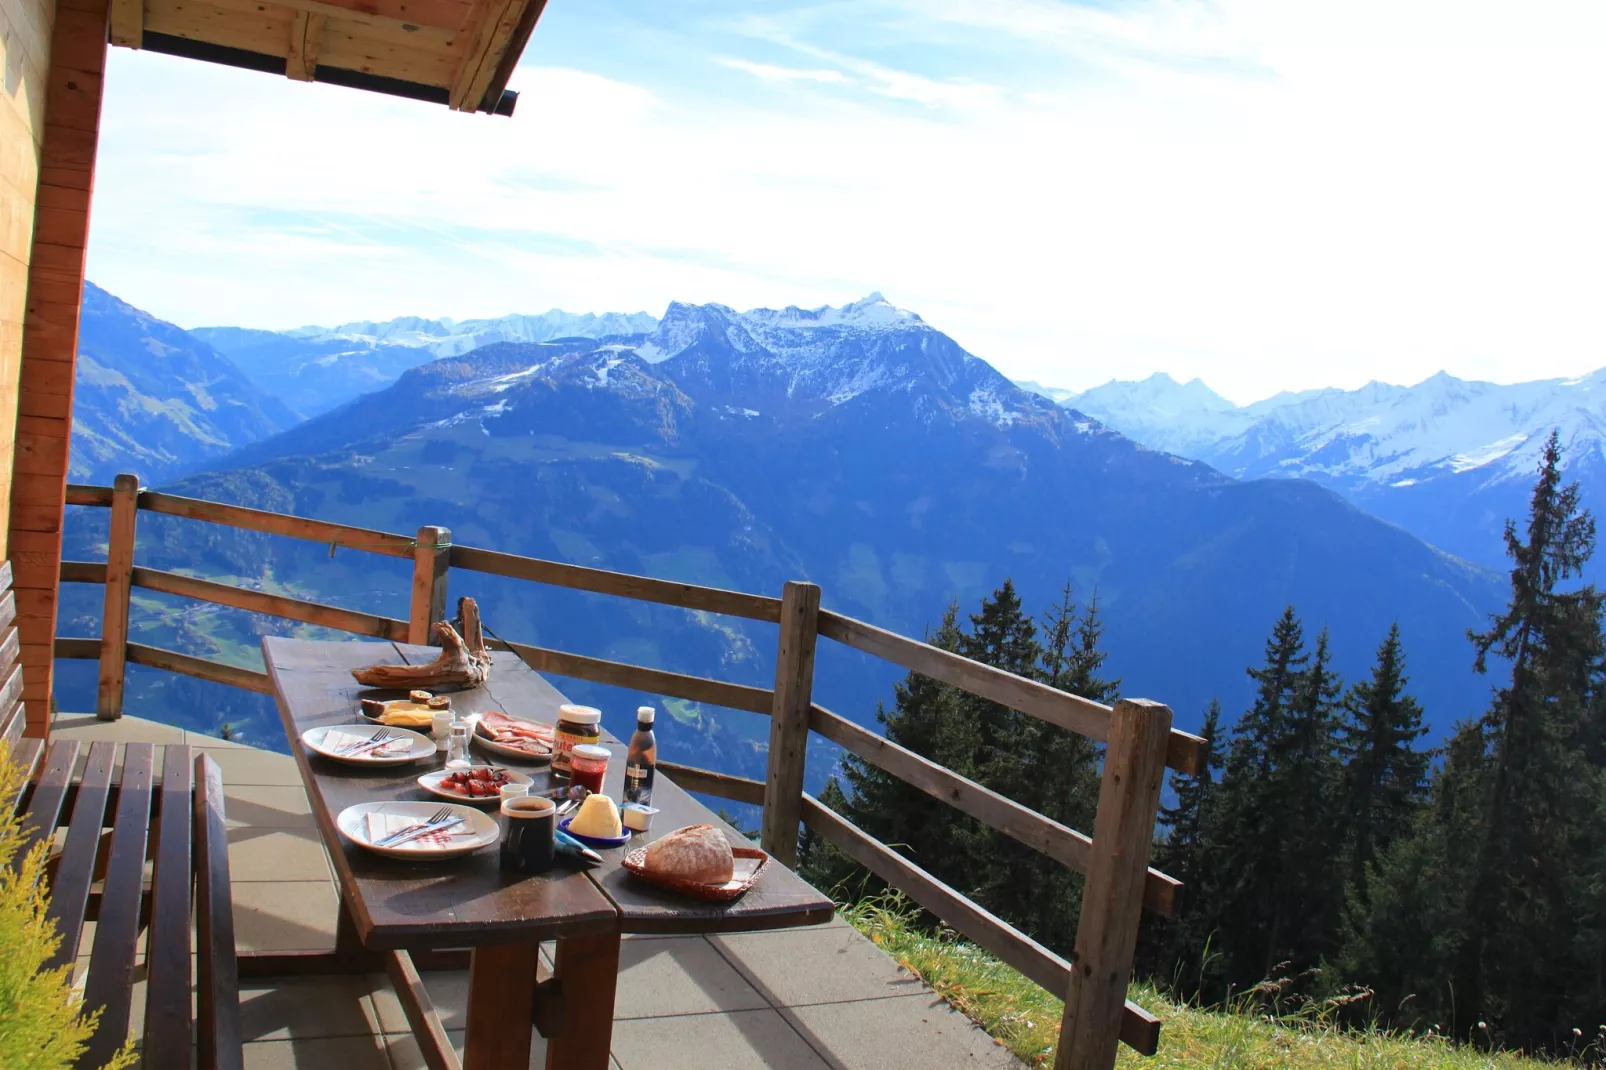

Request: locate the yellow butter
(570, 794), (622, 839)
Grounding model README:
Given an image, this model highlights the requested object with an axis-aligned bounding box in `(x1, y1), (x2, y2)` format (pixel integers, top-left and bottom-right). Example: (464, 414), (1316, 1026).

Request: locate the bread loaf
(644, 824), (735, 885)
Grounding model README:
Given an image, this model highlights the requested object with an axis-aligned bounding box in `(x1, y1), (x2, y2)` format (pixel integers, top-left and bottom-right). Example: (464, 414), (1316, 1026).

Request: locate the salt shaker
(445, 722), (471, 769)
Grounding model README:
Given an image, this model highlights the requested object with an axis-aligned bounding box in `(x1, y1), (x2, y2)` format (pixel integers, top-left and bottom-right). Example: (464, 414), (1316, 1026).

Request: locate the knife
(375, 816), (465, 848)
(555, 829), (604, 864)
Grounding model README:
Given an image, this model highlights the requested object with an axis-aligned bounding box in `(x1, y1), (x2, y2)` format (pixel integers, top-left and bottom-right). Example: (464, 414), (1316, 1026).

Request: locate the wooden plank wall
(0, 0), (56, 557)
(7, 0), (108, 736)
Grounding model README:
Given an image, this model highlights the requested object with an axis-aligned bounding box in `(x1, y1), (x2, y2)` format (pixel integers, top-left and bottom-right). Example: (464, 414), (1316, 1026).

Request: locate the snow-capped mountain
(195, 308), (658, 418)
(290, 309), (661, 357)
(207, 298), (1501, 740)
(1023, 373), (1252, 457)
(1025, 369), (1606, 571)
(637, 293), (1039, 426)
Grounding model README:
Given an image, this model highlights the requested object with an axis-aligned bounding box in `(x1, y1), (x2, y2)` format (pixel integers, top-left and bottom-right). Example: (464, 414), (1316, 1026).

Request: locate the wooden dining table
(260, 635), (835, 1070)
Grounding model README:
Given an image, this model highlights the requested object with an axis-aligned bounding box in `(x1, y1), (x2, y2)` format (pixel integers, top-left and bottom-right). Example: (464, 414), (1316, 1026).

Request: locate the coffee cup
(500, 795), (555, 874)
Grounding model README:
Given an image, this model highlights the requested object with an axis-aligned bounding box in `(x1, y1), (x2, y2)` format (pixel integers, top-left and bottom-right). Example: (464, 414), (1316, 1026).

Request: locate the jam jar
(552, 704), (602, 777)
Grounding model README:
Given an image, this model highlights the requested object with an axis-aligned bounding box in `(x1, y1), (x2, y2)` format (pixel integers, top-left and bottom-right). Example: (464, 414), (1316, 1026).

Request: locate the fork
(374, 805), (454, 847)
(339, 727), (394, 756)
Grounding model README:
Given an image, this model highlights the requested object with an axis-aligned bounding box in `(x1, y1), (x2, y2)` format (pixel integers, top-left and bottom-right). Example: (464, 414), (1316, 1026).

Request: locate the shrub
(0, 744), (134, 1069)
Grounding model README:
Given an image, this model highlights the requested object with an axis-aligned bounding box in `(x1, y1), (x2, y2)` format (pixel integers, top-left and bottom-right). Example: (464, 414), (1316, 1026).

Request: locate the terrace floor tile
(710, 923), (928, 1007)
(611, 1008), (830, 1070)
(783, 992), (1023, 1069)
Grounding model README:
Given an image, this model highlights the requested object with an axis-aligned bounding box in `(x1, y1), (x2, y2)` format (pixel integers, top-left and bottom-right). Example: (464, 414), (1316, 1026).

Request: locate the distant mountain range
(69, 283), (298, 485)
(194, 308), (659, 418)
(58, 289), (1505, 761)
(1021, 371), (1606, 571)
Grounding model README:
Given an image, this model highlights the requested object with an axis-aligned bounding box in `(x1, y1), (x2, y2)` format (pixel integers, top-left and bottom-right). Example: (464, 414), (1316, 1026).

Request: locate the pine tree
(1146, 700), (1223, 986)
(981, 583), (1111, 953)
(1457, 431), (1606, 1045)
(839, 605), (980, 896)
(1346, 432), (1606, 1047)
(1276, 628), (1347, 969)
(1191, 607), (1311, 988)
(1338, 623), (1429, 900)
(1157, 700), (1222, 892)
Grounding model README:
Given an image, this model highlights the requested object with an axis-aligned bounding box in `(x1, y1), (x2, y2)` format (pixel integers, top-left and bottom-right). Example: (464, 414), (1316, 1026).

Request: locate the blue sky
(86, 0), (1606, 402)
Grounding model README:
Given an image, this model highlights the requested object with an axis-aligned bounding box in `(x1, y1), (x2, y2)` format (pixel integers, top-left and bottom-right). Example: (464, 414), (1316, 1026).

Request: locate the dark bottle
(623, 706), (657, 805)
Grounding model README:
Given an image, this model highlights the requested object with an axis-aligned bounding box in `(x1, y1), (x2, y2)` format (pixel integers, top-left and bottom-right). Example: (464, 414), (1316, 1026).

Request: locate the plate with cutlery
(303, 724), (436, 766)
(336, 801), (499, 860)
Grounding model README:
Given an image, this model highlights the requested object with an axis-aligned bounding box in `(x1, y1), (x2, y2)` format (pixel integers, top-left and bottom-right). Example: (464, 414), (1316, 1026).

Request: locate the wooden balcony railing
(57, 474), (1207, 1070)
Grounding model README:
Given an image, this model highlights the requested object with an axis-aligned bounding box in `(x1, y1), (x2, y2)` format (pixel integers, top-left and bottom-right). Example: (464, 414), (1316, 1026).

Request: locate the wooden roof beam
(109, 0), (143, 47)
(449, 0), (543, 112)
(287, 10), (325, 81)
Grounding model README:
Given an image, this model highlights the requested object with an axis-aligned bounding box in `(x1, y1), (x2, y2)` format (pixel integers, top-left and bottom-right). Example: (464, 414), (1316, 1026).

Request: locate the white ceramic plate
(335, 801), (499, 861)
(471, 717), (554, 764)
(417, 766), (534, 804)
(302, 724), (436, 766)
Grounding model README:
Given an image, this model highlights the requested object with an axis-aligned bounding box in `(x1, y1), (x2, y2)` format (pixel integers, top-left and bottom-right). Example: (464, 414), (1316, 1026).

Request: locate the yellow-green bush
(0, 745), (134, 1069)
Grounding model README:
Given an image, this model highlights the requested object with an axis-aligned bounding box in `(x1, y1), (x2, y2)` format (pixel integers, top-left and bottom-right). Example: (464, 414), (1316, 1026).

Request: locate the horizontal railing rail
(55, 636), (274, 694)
(483, 637), (774, 715)
(132, 567), (411, 643)
(451, 544), (784, 623)
(56, 475), (1186, 1068)
(819, 609), (1207, 775)
(137, 489), (418, 558)
(809, 702), (1180, 917)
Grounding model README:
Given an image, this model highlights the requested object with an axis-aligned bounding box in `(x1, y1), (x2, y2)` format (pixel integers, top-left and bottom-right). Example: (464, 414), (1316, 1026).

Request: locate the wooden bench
(9, 738), (244, 1069)
(0, 557), (242, 1067)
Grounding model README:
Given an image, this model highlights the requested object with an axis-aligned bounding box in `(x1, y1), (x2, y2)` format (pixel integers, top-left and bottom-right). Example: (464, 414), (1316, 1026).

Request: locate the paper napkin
(363, 811), (474, 851)
(324, 729), (412, 758)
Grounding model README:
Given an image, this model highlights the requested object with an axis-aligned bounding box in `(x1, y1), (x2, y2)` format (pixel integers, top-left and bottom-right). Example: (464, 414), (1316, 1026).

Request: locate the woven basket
(622, 845), (769, 902)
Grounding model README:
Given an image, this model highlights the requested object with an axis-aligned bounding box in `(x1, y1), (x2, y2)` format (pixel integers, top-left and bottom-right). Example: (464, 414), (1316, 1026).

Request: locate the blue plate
(559, 816), (632, 849)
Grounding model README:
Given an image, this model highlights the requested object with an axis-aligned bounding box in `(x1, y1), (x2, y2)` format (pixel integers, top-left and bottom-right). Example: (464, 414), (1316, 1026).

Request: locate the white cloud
(715, 57), (849, 85)
(85, 0), (1606, 404)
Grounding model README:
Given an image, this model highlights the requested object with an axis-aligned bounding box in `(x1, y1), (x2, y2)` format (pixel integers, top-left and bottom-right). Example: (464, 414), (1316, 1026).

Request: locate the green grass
(840, 897), (1560, 1068)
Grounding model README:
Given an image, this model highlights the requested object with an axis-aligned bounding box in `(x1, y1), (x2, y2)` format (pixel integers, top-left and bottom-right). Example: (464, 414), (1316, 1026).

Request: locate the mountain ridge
(1022, 368), (1606, 571)
(69, 282), (298, 485)
(130, 295), (1504, 754)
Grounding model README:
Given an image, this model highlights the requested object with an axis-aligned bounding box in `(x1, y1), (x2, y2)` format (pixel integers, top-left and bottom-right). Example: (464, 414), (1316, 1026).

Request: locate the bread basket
(622, 844), (769, 902)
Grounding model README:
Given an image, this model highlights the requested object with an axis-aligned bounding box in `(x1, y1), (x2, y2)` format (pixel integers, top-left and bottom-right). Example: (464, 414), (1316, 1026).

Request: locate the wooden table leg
(464, 942), (543, 1070)
(545, 930), (620, 1070)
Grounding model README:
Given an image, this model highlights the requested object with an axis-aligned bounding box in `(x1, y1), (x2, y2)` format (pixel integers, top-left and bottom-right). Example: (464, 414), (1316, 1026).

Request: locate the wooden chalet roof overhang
(109, 0), (550, 115)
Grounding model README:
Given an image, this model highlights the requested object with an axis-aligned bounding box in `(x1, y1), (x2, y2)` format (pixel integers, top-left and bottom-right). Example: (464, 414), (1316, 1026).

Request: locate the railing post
(409, 526), (451, 646)
(97, 474), (140, 719)
(760, 580), (820, 867)
(1057, 698), (1172, 1070)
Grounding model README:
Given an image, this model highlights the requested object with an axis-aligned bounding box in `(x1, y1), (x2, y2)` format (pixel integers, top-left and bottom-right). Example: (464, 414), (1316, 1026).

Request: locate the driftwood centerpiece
(352, 597), (492, 691)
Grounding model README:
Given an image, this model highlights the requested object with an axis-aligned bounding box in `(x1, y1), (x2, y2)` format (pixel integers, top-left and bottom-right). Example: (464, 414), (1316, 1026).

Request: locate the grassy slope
(841, 899), (1553, 1069)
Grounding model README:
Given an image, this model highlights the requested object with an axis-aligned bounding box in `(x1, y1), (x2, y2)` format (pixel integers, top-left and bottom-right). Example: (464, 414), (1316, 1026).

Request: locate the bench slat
(144, 745), (196, 1067)
(196, 753), (244, 1070)
(17, 741), (80, 866)
(43, 741), (116, 972)
(80, 742), (156, 1070)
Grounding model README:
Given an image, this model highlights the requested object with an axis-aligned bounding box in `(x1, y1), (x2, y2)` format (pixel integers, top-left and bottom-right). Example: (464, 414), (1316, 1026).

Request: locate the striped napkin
(323, 729), (412, 759)
(363, 811), (474, 851)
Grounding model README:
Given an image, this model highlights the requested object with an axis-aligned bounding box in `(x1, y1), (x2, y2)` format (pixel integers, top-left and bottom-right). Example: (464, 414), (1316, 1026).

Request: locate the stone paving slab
(611, 1008), (830, 1069)
(49, 714), (1025, 1069)
(785, 992), (1022, 1069)
(710, 922), (930, 1006)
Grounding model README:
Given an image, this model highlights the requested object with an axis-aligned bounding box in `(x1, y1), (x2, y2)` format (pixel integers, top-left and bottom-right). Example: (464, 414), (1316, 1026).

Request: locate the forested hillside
(803, 433), (1606, 1058)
